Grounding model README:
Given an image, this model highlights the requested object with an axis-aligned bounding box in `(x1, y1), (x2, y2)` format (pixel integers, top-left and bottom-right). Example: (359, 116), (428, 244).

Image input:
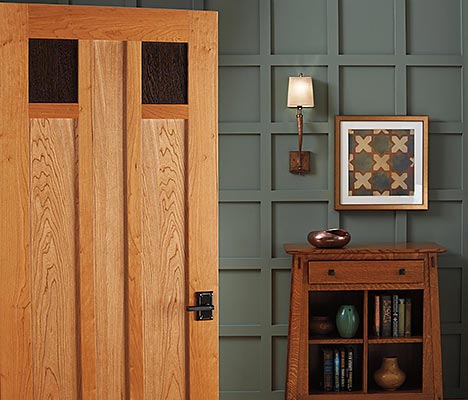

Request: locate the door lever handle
(186, 291), (214, 320)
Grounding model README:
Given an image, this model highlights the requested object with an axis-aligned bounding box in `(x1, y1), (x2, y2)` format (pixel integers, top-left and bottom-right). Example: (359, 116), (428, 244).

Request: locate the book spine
(323, 348), (333, 391)
(340, 348), (346, 390)
(381, 295), (392, 337)
(347, 347), (353, 392)
(374, 295), (380, 337)
(392, 294), (399, 337)
(334, 349), (340, 392)
(398, 298), (405, 337)
(405, 298), (412, 336)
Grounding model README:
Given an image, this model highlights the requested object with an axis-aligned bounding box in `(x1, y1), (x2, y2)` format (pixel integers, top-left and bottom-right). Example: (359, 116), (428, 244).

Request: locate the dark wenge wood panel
(29, 39), (78, 103)
(142, 42), (188, 104)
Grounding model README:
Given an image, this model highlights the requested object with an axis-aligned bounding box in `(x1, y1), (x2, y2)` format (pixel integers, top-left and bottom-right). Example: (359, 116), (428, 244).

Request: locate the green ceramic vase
(336, 305), (359, 338)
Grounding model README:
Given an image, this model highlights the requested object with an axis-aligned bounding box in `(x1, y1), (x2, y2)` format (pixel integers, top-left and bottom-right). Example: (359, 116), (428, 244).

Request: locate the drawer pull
(328, 269), (335, 276)
(399, 268), (406, 276)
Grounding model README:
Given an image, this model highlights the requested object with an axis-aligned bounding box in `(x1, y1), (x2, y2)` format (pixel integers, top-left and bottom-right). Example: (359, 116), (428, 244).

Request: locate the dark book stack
(322, 347), (354, 392)
(374, 294), (412, 338)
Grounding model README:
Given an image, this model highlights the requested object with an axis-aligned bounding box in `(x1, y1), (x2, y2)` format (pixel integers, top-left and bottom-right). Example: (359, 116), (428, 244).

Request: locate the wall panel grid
(211, 0), (468, 398)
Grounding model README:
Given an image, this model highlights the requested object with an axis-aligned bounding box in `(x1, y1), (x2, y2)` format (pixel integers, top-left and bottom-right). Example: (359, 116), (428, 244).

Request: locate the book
(346, 347), (353, 392)
(405, 298), (412, 336)
(322, 348), (333, 391)
(334, 348), (340, 392)
(392, 294), (399, 337)
(374, 295), (380, 337)
(398, 298), (405, 337)
(340, 348), (346, 390)
(381, 295), (392, 337)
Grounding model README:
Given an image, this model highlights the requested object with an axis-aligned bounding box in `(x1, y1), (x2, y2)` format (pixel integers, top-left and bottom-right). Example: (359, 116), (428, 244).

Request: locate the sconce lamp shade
(287, 76), (314, 108)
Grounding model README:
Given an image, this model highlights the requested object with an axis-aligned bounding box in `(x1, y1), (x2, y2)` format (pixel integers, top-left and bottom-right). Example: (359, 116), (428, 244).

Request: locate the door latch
(186, 291), (214, 320)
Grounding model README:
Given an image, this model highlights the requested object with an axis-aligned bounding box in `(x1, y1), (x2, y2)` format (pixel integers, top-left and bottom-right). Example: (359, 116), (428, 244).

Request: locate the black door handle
(186, 291), (214, 320)
(186, 305), (215, 312)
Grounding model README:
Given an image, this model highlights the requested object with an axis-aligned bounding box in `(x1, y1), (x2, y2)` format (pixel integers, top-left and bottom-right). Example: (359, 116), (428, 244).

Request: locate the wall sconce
(287, 73), (314, 174)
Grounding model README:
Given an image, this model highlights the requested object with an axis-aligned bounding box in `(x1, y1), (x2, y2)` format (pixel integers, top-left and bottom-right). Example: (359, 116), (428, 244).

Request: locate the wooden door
(0, 4), (218, 399)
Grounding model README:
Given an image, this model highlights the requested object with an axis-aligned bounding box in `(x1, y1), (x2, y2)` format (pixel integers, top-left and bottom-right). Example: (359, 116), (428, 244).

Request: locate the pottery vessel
(336, 305), (359, 338)
(373, 357), (406, 391)
(309, 316), (334, 336)
(307, 228), (351, 248)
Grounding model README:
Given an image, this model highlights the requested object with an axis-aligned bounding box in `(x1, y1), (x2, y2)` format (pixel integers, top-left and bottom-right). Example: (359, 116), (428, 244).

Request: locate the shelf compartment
(309, 344), (363, 395)
(368, 343), (422, 393)
(309, 291), (364, 340)
(304, 391), (431, 400)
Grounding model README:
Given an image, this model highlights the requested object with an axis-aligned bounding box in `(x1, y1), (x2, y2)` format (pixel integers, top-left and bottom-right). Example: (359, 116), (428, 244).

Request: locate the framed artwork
(335, 115), (428, 210)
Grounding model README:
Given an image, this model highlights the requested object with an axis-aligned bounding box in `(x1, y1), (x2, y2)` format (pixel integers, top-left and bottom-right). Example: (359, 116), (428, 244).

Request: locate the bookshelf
(284, 243), (446, 400)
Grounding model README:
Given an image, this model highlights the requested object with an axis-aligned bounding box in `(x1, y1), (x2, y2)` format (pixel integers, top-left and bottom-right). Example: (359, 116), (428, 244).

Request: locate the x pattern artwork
(348, 129), (415, 196)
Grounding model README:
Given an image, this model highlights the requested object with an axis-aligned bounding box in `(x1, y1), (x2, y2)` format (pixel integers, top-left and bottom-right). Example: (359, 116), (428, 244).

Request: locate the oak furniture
(0, 3), (218, 399)
(285, 243), (446, 400)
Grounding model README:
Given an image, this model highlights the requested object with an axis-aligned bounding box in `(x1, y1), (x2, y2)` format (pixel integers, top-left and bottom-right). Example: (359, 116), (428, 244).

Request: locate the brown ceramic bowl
(307, 228), (351, 248)
(309, 315), (334, 336)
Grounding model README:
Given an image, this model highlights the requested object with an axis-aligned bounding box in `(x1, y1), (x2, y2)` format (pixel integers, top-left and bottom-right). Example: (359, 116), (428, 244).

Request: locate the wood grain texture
(77, 40), (97, 399)
(284, 242), (447, 255)
(28, 4), (189, 42)
(29, 39), (78, 103)
(308, 260), (424, 284)
(0, 4), (32, 399)
(142, 104), (188, 120)
(142, 119), (186, 399)
(429, 254), (444, 399)
(93, 40), (126, 399)
(126, 40), (144, 400)
(187, 11), (219, 400)
(286, 245), (446, 400)
(142, 42), (188, 104)
(29, 103), (80, 119)
(30, 118), (78, 399)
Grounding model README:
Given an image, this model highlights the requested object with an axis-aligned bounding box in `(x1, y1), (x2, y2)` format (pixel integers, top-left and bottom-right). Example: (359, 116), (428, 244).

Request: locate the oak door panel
(30, 118), (78, 400)
(142, 119), (187, 399)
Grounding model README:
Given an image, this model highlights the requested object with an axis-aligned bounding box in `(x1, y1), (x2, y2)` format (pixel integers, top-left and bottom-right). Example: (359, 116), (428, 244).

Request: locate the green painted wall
(7, 0), (466, 398)
(206, 0), (468, 398)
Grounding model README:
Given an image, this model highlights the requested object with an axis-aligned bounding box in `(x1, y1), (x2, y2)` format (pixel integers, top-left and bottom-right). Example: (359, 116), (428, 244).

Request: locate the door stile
(78, 40), (97, 400)
(125, 40), (144, 400)
(187, 11), (219, 400)
(0, 4), (32, 399)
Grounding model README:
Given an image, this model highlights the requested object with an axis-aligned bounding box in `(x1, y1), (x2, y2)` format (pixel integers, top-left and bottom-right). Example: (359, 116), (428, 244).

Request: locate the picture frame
(335, 115), (428, 210)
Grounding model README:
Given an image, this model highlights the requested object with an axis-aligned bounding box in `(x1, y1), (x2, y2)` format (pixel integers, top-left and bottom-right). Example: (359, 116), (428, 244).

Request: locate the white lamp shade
(287, 76), (314, 108)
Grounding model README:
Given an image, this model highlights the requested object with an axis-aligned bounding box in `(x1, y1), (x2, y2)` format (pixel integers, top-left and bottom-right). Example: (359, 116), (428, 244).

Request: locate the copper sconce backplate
(289, 151), (310, 175)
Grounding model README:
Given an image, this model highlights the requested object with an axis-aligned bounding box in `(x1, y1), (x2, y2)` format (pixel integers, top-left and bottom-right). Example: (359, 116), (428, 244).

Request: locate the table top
(284, 242), (446, 255)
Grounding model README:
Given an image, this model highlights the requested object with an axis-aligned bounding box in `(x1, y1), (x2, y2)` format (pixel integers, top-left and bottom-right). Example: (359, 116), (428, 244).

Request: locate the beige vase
(373, 357), (406, 391)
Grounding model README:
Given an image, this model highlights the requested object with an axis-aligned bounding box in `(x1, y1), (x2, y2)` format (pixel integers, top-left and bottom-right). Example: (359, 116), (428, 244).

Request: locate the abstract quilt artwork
(335, 116), (428, 210)
(348, 129), (414, 196)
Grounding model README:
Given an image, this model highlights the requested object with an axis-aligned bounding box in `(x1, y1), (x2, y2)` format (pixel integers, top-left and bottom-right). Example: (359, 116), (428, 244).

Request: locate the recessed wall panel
(206, 0), (259, 55)
(441, 334), (461, 389)
(272, 134), (328, 191)
(407, 0), (461, 55)
(272, 336), (288, 391)
(340, 0), (394, 54)
(407, 202), (462, 256)
(272, 202), (328, 258)
(271, 0), (327, 55)
(220, 270), (261, 326)
(272, 269), (291, 325)
(340, 66), (395, 115)
(408, 67), (462, 122)
(219, 337), (261, 391)
(220, 67), (260, 122)
(272, 66), (328, 123)
(429, 135), (462, 190)
(438, 269), (462, 324)
(220, 202), (261, 258)
(341, 211), (395, 243)
(219, 134), (260, 190)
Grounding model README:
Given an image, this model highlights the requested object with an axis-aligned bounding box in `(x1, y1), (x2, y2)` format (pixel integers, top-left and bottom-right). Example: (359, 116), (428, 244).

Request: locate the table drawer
(308, 260), (424, 284)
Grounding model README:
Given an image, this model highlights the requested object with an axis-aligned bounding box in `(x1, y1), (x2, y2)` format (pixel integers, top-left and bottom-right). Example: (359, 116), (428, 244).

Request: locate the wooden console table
(285, 242), (446, 400)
